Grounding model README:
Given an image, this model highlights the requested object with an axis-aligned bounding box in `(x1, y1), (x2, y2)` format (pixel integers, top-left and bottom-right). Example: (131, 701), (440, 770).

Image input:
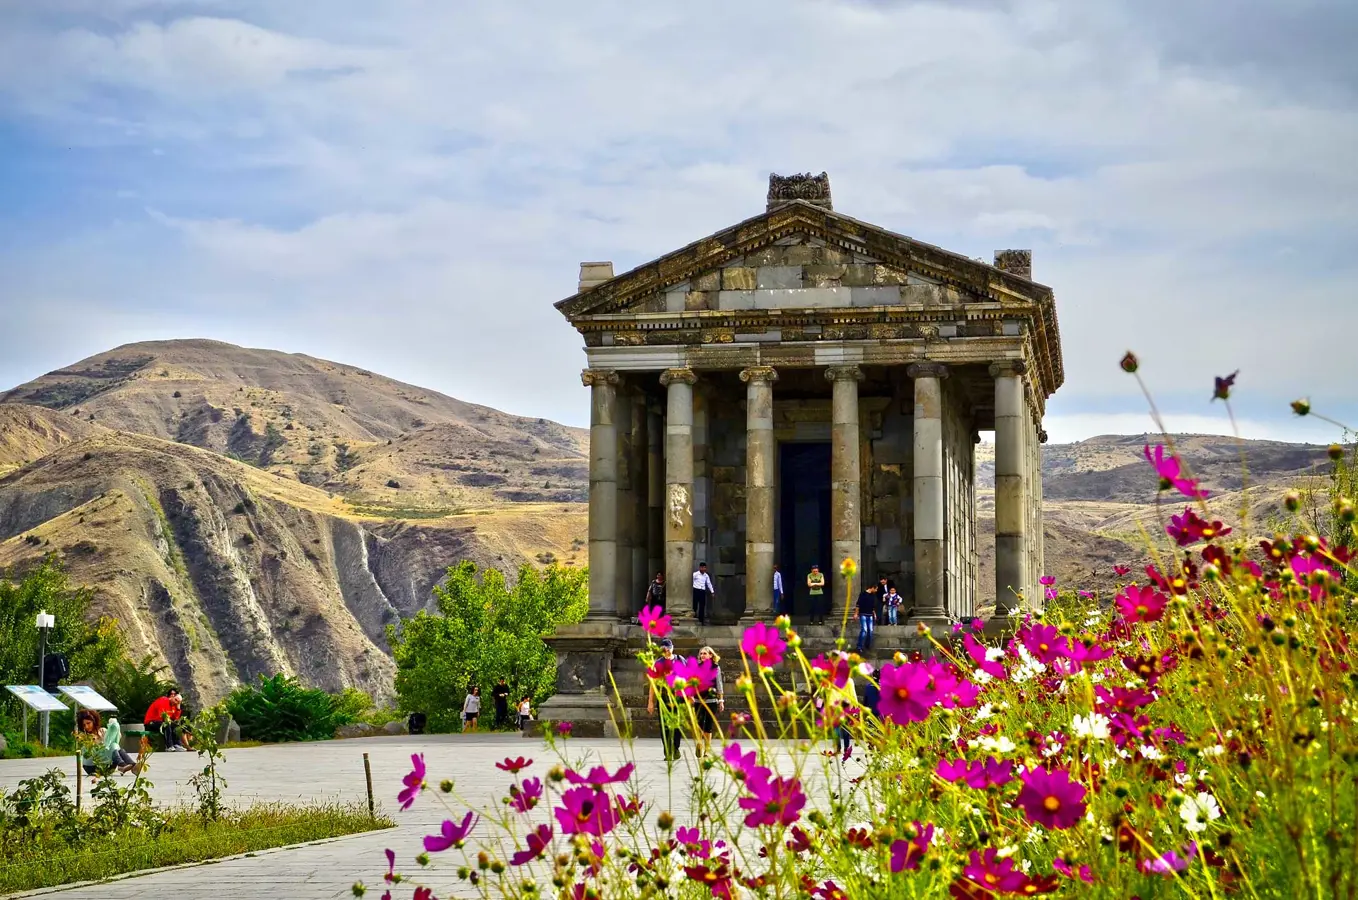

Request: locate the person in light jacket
(462, 685), (481, 732)
(691, 563), (715, 625)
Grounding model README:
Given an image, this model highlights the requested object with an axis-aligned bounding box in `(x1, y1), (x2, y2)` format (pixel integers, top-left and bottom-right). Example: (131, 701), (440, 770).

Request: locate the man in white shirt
(692, 562), (715, 625)
(772, 564), (785, 617)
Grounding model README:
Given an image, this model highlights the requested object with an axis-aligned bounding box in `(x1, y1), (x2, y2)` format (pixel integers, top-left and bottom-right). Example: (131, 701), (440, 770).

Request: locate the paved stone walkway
(0, 734), (758, 899)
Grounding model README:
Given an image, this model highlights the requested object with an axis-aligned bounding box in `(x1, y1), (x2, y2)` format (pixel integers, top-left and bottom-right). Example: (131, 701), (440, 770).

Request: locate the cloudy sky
(1, 1), (1353, 444)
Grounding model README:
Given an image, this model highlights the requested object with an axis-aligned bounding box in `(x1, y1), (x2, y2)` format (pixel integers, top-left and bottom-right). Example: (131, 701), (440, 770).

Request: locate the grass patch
(344, 501), (462, 519)
(0, 741), (73, 760)
(0, 801), (391, 894)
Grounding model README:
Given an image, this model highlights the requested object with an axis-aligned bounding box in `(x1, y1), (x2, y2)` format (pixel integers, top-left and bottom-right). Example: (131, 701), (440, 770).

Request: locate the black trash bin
(408, 713), (427, 735)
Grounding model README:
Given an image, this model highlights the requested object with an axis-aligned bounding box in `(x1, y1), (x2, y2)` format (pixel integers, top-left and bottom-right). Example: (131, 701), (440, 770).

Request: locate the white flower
(1180, 792), (1222, 833)
(1071, 713), (1111, 741)
(974, 704), (994, 721)
(1139, 744), (1164, 760)
(968, 734), (1018, 754)
(1201, 744), (1225, 757)
(985, 646), (1007, 662)
(995, 845), (1019, 859)
(1042, 741), (1063, 758)
(1019, 858), (1033, 873)
(973, 668), (994, 686)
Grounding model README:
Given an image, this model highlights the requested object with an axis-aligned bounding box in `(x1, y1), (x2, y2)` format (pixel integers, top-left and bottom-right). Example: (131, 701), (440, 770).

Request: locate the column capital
(824, 364), (864, 383)
(581, 368), (620, 388)
(659, 367), (697, 387)
(1038, 429), (1049, 444)
(739, 365), (778, 384)
(989, 359), (1028, 378)
(906, 362), (949, 380)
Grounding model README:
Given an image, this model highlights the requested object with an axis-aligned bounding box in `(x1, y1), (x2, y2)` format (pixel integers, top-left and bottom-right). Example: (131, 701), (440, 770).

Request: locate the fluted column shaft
(583, 369), (620, 619)
(646, 404), (664, 587)
(909, 363), (948, 620)
(741, 366), (778, 621)
(625, 394), (647, 619)
(992, 360), (1028, 615)
(661, 368), (697, 613)
(826, 365), (863, 613)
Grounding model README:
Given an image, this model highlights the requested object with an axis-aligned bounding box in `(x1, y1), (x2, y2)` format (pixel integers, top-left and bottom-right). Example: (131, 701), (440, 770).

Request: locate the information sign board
(5, 685), (68, 713)
(59, 685), (118, 712)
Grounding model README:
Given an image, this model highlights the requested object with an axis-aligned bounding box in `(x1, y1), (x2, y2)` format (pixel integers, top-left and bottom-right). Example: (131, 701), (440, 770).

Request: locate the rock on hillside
(1, 339), (588, 508)
(0, 405), (105, 476)
(0, 429), (585, 705)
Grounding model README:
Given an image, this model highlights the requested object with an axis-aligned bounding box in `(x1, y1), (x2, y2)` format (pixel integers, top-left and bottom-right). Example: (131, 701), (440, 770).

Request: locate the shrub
(223, 674), (345, 743)
(93, 654), (175, 723)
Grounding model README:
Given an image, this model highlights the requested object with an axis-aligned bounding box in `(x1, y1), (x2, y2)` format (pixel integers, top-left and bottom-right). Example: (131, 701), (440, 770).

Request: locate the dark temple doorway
(778, 442), (832, 619)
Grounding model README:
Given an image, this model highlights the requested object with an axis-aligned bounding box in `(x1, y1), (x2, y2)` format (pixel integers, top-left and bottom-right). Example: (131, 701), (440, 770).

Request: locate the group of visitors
(462, 677), (534, 732)
(854, 575), (907, 652)
(646, 638), (724, 762)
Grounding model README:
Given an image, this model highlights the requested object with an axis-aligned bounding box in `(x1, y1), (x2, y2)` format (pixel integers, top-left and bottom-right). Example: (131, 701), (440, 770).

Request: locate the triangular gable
(555, 201), (1053, 320)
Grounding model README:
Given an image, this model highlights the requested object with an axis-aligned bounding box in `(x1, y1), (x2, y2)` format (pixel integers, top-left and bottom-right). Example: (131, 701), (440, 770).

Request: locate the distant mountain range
(0, 339), (1338, 702)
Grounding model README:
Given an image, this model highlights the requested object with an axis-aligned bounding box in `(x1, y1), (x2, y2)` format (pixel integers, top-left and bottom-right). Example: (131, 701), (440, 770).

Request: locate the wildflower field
(375, 365), (1357, 899)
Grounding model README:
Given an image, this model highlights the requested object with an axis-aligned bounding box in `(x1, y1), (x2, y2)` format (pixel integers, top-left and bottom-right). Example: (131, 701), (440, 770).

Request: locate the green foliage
(0, 558), (125, 733)
(184, 706), (228, 821)
(92, 654), (175, 723)
(223, 674), (349, 743)
(387, 562), (588, 732)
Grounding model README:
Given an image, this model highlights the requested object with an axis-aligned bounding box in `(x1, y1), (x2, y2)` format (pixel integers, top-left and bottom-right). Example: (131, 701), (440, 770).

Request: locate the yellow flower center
(1043, 796), (1061, 812)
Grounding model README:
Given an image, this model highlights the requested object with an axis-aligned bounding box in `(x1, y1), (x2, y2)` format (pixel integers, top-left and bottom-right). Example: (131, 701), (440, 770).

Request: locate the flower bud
(1336, 499), (1355, 524)
(1291, 398), (1311, 417)
(657, 810), (674, 830)
(440, 779), (454, 793)
(840, 557), (857, 578)
(352, 883), (367, 898)
(1329, 444), (1345, 461)
(1284, 491), (1301, 512)
(1119, 351), (1139, 373)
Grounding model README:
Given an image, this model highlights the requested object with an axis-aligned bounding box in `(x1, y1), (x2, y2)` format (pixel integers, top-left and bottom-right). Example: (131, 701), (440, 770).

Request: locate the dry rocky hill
(0, 339), (1340, 699)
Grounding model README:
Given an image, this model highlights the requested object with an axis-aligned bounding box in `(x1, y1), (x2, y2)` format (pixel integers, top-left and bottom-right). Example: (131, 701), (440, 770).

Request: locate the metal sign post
(35, 611), (55, 747)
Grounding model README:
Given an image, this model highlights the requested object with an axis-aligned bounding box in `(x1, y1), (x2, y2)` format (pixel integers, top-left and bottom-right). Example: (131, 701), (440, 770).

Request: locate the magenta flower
(810, 653), (851, 689)
(963, 633), (1006, 680)
(510, 825), (553, 867)
(1039, 575), (1056, 586)
(1113, 564), (1131, 577)
(564, 762), (635, 787)
(1018, 623), (1070, 665)
(960, 848), (1031, 893)
(1144, 444), (1210, 499)
(740, 622), (787, 669)
(556, 721), (573, 737)
(1015, 766), (1086, 830)
(738, 775), (806, 827)
(1115, 583), (1168, 624)
(936, 756), (1014, 789)
(554, 786), (619, 837)
(496, 756), (533, 774)
(877, 661), (938, 725)
(1140, 841), (1198, 876)
(398, 753), (425, 811)
(723, 743), (761, 781)
(1212, 371), (1237, 402)
(666, 657), (718, 699)
(1167, 508), (1231, 546)
(638, 604), (672, 638)
(888, 821), (934, 872)
(509, 777), (542, 813)
(1053, 858), (1095, 883)
(424, 811), (477, 852)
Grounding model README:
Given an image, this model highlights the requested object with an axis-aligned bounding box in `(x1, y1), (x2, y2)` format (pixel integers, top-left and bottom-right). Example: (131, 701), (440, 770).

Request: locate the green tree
(387, 562), (588, 732)
(93, 654), (175, 723)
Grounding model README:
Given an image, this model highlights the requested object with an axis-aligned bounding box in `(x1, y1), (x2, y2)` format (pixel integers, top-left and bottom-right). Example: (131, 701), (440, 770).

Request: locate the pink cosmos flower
(509, 777), (542, 813)
(1018, 623), (1070, 665)
(723, 743), (760, 781)
(496, 756), (532, 773)
(888, 821), (934, 872)
(740, 622), (787, 668)
(564, 762), (635, 787)
(1144, 444), (1210, 499)
(1015, 766), (1087, 829)
(810, 653), (851, 689)
(936, 756), (1015, 789)
(963, 633), (1007, 680)
(1113, 565), (1131, 577)
(398, 753), (426, 810)
(556, 722), (573, 737)
(1053, 858), (1095, 883)
(1115, 583), (1168, 624)
(961, 848), (1031, 893)
(1039, 575), (1056, 586)
(554, 786), (619, 837)
(666, 657), (718, 699)
(639, 604), (673, 638)
(876, 661), (938, 725)
(1140, 841), (1198, 876)
(510, 824), (553, 866)
(1212, 371), (1237, 402)
(424, 811), (477, 852)
(738, 775), (806, 827)
(1167, 508), (1231, 546)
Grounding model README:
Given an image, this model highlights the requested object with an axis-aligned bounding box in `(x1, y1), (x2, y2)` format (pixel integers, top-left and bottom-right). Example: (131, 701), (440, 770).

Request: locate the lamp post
(36, 610), (54, 747)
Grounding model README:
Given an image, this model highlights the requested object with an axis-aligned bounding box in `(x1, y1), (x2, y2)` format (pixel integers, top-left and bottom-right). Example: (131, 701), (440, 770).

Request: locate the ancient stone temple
(539, 173), (1064, 734)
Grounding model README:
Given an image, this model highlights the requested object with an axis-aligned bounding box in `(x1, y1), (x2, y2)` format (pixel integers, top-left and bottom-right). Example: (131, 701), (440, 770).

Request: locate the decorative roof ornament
(767, 172), (832, 211)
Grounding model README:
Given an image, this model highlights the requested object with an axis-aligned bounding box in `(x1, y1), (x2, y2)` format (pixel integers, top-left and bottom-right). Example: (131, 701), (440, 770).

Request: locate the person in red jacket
(144, 689), (186, 751)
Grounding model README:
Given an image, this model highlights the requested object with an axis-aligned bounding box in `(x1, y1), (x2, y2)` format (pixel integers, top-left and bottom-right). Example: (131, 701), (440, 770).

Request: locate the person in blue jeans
(772, 564), (785, 617)
(884, 586), (902, 625)
(855, 584), (879, 652)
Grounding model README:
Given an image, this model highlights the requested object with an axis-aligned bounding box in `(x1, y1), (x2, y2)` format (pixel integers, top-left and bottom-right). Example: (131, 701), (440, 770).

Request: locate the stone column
(582, 369), (620, 619)
(613, 387), (634, 621)
(991, 360), (1028, 615)
(661, 368), (697, 616)
(826, 365), (864, 615)
(646, 403), (664, 587)
(908, 362), (948, 623)
(741, 366), (778, 622)
(627, 395), (648, 619)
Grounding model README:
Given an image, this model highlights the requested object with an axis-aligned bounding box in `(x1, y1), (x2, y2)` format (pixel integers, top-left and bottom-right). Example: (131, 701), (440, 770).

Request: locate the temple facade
(555, 173), (1064, 627)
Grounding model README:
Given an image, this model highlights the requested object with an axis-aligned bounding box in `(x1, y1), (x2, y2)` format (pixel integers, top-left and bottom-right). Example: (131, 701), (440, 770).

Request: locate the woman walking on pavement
(693, 645), (725, 758)
(462, 685), (481, 732)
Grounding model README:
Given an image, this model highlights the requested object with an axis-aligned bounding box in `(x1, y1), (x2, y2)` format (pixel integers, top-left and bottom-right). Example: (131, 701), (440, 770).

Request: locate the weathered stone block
(760, 287), (849, 308)
(756, 266), (803, 289)
(804, 264), (847, 287)
(718, 290), (756, 310)
(840, 264), (878, 286)
(850, 286), (902, 307)
(875, 266), (909, 285)
(692, 270), (721, 291)
(782, 244), (820, 266)
(722, 267), (757, 290)
(821, 246), (852, 265)
(744, 246), (783, 266)
(685, 291), (712, 311)
(938, 324), (958, 338)
(901, 284), (943, 306)
(1002, 320), (1022, 336)
(665, 288), (687, 312)
(734, 329), (782, 342)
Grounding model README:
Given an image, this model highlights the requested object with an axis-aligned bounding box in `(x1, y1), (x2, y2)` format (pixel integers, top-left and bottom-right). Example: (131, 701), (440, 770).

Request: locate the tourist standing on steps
(462, 685), (481, 732)
(692, 562), (715, 626)
(884, 586), (902, 625)
(856, 583), (879, 653)
(772, 564), (785, 617)
(693, 645), (724, 758)
(806, 564), (826, 624)
(647, 638), (686, 763)
(644, 572), (666, 613)
(492, 677), (511, 729)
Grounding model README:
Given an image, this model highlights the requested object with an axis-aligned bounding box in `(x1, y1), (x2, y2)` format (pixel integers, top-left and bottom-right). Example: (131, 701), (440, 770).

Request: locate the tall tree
(387, 562), (588, 732)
